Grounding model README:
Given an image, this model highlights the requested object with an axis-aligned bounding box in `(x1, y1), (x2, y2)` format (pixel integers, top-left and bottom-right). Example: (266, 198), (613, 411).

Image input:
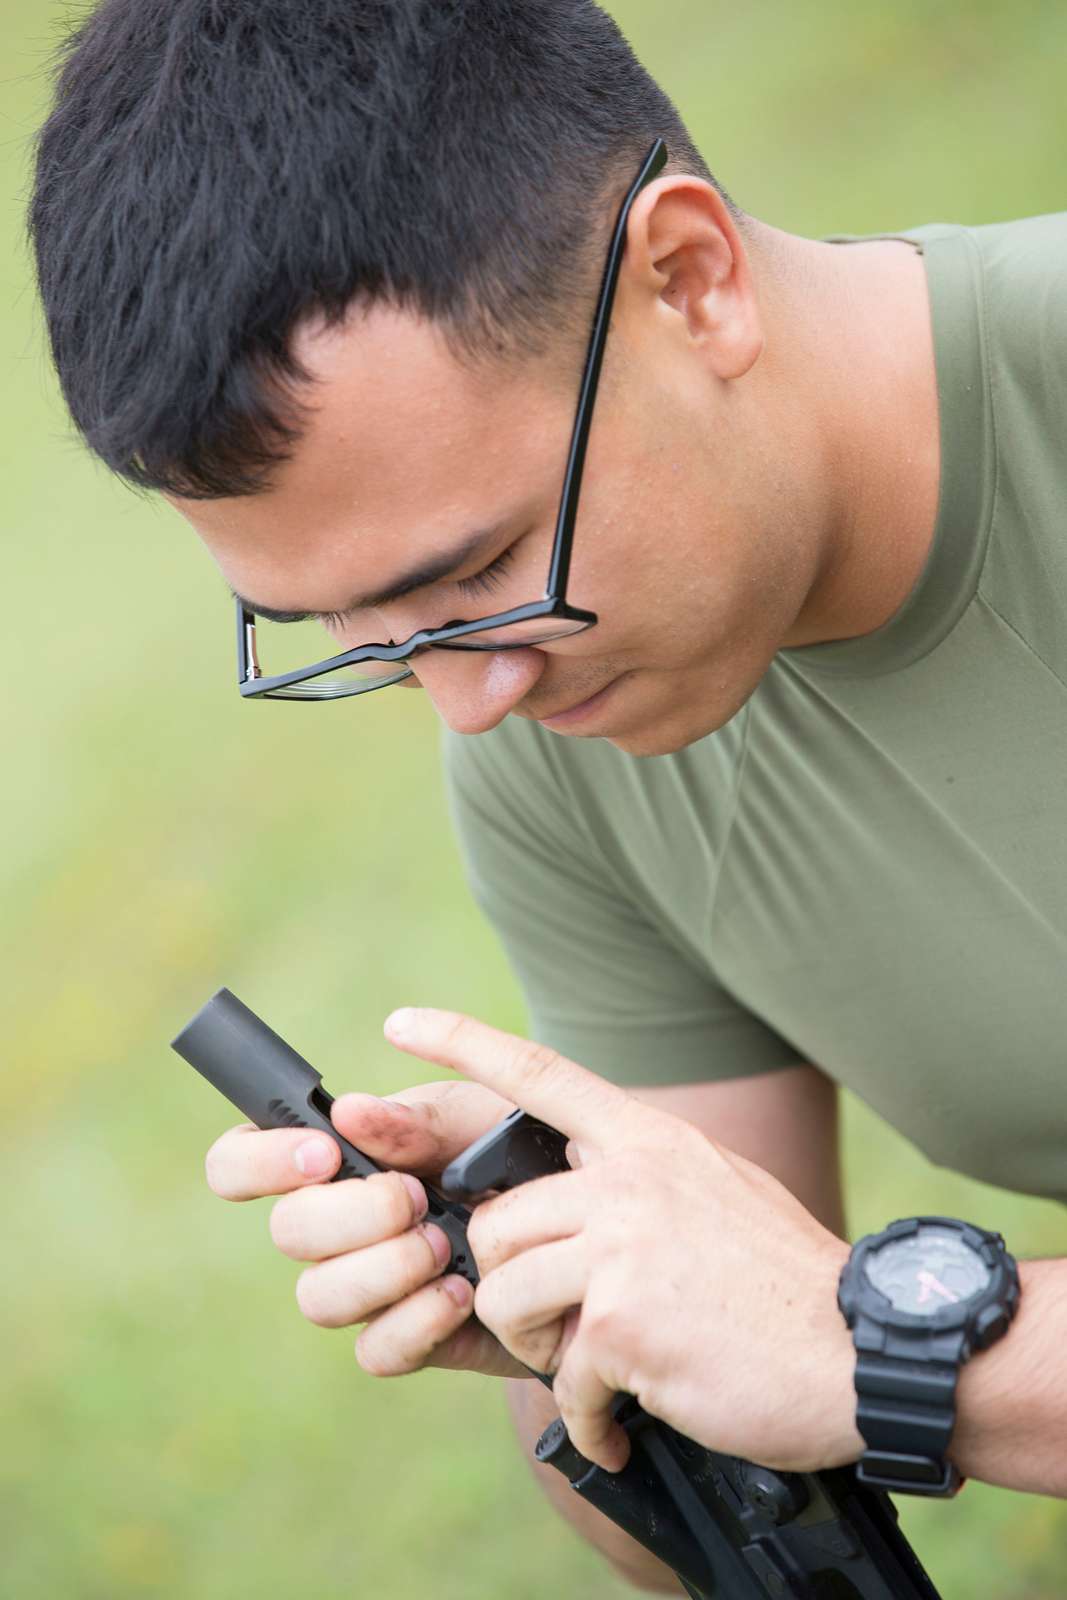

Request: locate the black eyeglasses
(237, 139), (669, 701)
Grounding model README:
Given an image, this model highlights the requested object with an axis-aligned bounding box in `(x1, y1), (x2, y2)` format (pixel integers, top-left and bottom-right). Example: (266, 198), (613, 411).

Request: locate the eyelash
(318, 545), (517, 630)
(454, 547), (516, 600)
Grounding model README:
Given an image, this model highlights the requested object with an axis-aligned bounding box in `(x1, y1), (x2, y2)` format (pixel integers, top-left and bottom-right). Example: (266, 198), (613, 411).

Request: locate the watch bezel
(837, 1215), (1020, 1338)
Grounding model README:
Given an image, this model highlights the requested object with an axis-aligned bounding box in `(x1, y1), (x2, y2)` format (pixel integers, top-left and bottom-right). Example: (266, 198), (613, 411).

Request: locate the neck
(750, 222), (942, 649)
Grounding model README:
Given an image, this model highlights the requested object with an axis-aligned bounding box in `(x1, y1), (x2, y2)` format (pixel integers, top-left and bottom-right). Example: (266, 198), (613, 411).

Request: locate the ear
(621, 176), (764, 381)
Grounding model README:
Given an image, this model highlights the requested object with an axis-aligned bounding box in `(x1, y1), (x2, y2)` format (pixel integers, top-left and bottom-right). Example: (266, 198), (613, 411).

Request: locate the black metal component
(738, 1464), (811, 1526)
(439, 1107), (572, 1199)
(172, 988), (479, 1287)
(537, 1422), (944, 1600)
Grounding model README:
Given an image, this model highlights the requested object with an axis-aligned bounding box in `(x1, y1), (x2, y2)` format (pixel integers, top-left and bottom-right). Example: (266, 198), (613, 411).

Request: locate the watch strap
(853, 1351), (961, 1495)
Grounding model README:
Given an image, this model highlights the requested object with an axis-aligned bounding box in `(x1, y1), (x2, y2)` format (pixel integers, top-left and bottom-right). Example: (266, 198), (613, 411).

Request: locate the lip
(535, 675), (624, 730)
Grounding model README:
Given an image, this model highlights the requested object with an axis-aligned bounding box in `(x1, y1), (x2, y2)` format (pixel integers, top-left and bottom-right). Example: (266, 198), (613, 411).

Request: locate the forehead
(175, 303), (570, 607)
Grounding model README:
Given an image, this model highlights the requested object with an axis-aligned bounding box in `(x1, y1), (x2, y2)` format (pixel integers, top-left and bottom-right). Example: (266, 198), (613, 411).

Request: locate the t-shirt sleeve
(442, 722), (803, 1088)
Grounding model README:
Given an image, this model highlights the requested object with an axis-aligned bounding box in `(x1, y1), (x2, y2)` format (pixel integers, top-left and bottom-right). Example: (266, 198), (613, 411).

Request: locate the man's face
(177, 287), (813, 758)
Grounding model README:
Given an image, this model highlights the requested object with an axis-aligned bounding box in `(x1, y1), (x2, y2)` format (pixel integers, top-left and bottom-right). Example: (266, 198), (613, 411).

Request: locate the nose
(408, 646), (547, 734)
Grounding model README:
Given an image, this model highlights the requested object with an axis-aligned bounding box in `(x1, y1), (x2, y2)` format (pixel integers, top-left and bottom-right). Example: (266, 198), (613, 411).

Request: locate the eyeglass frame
(236, 138), (670, 701)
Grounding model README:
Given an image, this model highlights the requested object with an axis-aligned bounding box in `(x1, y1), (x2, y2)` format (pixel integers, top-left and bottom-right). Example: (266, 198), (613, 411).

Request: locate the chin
(606, 726), (710, 757)
(603, 682), (761, 757)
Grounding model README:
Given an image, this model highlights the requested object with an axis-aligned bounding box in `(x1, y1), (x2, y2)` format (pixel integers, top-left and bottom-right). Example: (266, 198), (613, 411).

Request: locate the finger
(469, 1169), (587, 1277)
(270, 1170), (428, 1261)
(382, 1010), (637, 1151)
(474, 1236), (589, 1377)
(205, 1123), (342, 1201)
(355, 1278), (525, 1380)
(554, 1332), (631, 1474)
(295, 1220), (457, 1328)
(329, 1080), (515, 1176)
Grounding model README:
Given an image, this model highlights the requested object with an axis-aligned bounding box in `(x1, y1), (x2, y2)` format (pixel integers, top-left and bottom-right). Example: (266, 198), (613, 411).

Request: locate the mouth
(533, 675), (626, 730)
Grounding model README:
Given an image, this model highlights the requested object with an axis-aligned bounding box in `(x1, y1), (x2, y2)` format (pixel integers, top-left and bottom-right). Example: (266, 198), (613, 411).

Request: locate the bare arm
(505, 1061), (845, 1593)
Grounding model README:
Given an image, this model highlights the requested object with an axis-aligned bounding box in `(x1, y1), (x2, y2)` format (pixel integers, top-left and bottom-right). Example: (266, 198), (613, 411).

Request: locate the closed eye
(453, 547), (516, 601)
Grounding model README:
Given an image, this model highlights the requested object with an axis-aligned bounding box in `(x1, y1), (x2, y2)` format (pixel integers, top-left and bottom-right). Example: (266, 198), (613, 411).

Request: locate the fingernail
(420, 1223), (452, 1268)
(385, 1008), (417, 1041)
(400, 1173), (429, 1220)
(444, 1276), (472, 1308)
(293, 1140), (334, 1177)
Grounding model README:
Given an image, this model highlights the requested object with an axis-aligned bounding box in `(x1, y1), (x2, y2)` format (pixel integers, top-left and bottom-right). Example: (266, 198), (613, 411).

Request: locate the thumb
(330, 1081), (516, 1175)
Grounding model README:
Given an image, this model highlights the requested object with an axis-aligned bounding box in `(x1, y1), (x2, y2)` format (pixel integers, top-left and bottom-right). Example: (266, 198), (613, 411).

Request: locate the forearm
(951, 1257), (1067, 1497)
(505, 1378), (687, 1595)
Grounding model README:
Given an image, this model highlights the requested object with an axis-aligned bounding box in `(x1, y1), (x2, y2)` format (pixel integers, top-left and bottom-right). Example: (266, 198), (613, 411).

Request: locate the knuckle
(356, 1282), (469, 1378)
(431, 1313), (489, 1373)
(472, 1277), (498, 1331)
(439, 1013), (475, 1054)
(354, 1334), (393, 1377)
(409, 1225), (448, 1289)
(269, 1193), (305, 1255)
(583, 1297), (622, 1348)
(204, 1136), (242, 1199)
(203, 1148), (227, 1198)
(508, 1038), (560, 1086)
(673, 1120), (712, 1162)
(295, 1268), (328, 1326)
(369, 1170), (418, 1233)
(466, 1204), (493, 1263)
(519, 1326), (564, 1378)
(551, 1367), (577, 1415)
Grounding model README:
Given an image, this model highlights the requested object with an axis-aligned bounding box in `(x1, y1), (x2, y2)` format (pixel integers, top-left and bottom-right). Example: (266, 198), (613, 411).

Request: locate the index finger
(382, 1010), (637, 1151)
(205, 1122), (341, 1201)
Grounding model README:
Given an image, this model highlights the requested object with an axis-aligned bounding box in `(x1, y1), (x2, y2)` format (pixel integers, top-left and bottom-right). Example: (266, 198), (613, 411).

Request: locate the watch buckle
(857, 1452), (961, 1498)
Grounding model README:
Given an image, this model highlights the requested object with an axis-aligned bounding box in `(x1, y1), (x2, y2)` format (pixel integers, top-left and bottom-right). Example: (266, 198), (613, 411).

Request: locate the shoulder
(902, 213), (1067, 347)
(967, 210), (1067, 291)
(969, 213), (1067, 393)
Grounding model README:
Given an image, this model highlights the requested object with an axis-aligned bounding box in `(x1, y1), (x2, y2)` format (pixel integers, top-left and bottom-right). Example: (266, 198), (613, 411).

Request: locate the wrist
(820, 1326), (866, 1471)
(807, 1239), (865, 1470)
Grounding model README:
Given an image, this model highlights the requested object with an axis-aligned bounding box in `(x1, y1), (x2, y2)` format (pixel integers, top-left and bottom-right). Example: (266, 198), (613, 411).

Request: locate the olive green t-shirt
(443, 215), (1067, 1207)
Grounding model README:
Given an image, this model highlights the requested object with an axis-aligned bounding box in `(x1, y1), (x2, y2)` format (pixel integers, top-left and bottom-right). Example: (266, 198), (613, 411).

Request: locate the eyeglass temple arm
(547, 139), (669, 599)
(238, 605), (261, 683)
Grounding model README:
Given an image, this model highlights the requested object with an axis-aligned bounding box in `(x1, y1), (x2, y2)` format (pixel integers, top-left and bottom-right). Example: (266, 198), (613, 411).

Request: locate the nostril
(407, 645), (547, 734)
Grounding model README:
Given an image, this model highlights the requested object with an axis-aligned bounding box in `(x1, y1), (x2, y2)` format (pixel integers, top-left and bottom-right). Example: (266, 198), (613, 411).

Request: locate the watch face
(864, 1225), (992, 1315)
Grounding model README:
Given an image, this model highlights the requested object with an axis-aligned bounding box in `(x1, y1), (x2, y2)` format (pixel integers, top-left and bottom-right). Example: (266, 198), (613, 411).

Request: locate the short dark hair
(30, 0), (737, 499)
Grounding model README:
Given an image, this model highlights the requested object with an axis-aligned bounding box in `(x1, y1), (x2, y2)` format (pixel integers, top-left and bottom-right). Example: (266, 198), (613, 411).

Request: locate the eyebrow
(232, 523), (508, 623)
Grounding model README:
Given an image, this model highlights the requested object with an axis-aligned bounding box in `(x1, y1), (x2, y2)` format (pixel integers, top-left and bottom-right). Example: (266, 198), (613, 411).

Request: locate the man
(31, 0), (1066, 1592)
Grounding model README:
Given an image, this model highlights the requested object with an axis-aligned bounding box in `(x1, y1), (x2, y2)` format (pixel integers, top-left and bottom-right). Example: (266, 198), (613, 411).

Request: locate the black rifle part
(439, 1105), (573, 1197)
(172, 989), (943, 1599)
(172, 987), (478, 1282)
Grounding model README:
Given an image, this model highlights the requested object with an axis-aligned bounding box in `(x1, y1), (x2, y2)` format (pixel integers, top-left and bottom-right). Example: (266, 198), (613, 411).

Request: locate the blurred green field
(2, 2), (1066, 1595)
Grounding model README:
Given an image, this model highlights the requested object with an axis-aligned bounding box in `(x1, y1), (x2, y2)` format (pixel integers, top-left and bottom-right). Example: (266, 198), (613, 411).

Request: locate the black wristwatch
(837, 1216), (1021, 1497)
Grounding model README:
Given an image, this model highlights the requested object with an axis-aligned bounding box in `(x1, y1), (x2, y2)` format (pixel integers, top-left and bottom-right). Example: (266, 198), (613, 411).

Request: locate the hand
(203, 1078), (534, 1380)
(383, 1008), (861, 1475)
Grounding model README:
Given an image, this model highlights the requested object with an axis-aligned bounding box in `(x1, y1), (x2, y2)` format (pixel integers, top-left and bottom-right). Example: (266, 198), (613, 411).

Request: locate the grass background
(2, 1), (1066, 1595)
